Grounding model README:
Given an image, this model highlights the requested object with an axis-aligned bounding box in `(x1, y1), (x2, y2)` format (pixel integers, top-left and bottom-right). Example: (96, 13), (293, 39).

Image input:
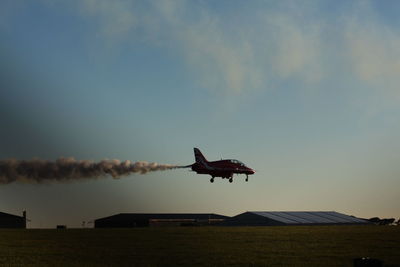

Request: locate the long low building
(95, 213), (229, 228)
(221, 211), (370, 226)
(0, 211), (26, 228)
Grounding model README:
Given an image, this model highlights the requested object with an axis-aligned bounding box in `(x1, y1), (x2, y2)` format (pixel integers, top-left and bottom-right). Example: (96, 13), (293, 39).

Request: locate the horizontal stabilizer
(174, 164), (193, 168)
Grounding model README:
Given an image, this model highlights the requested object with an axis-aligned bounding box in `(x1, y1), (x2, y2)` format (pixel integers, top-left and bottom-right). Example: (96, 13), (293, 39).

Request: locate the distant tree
(381, 218), (395, 225)
(368, 217), (396, 225)
(368, 217), (381, 224)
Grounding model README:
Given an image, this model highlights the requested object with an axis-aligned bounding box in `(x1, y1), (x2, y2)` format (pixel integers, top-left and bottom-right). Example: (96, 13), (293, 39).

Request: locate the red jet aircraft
(187, 148), (255, 183)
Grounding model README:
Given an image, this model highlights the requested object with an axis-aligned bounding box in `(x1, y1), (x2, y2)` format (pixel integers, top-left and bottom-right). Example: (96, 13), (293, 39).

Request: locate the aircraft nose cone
(248, 168), (255, 174)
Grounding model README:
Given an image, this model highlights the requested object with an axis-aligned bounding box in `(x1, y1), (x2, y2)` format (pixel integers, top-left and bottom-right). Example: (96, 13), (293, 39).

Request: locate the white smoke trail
(0, 158), (179, 184)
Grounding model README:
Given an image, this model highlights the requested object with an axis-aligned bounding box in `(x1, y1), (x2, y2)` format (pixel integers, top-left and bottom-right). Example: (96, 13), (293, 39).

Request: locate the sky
(1, 0), (399, 228)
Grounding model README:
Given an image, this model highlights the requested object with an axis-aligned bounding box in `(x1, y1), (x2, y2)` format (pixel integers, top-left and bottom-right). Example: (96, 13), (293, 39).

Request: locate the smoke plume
(0, 158), (179, 184)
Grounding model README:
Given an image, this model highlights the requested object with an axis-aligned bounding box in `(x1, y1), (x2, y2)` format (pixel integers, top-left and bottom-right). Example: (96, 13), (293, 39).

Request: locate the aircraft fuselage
(190, 148), (255, 183)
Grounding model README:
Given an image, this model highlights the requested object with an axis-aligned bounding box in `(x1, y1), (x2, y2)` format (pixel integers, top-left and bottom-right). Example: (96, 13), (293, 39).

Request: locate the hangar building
(95, 213), (228, 228)
(221, 211), (370, 226)
(0, 211), (26, 228)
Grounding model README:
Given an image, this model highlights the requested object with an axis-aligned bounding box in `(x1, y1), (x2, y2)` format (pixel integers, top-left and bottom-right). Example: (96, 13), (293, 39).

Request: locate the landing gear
(229, 178), (233, 183)
(245, 175), (248, 182)
(210, 177), (214, 183)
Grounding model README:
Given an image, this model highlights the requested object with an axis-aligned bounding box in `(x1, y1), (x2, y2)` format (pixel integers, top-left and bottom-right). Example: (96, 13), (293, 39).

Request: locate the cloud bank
(68, 1), (400, 101)
(4, 0), (400, 102)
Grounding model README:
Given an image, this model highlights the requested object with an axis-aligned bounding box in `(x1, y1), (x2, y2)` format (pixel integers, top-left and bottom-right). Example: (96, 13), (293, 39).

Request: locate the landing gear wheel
(229, 178), (233, 183)
(210, 178), (214, 183)
(246, 178), (248, 182)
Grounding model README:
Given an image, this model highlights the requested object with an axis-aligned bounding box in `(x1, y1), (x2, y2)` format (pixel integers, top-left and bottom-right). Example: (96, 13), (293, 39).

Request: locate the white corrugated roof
(249, 211), (368, 224)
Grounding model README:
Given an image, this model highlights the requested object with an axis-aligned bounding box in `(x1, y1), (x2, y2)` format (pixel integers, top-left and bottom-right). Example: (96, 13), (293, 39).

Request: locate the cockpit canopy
(230, 159), (245, 166)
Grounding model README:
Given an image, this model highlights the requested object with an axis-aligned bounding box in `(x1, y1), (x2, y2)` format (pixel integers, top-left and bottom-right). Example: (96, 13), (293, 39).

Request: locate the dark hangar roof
(96, 213), (229, 222)
(248, 211), (368, 224)
(0, 211), (24, 219)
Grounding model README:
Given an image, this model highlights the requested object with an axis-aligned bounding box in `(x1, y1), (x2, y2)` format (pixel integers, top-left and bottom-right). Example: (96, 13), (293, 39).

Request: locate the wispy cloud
(344, 2), (400, 102)
(79, 0), (137, 43)
(268, 14), (322, 83)
(154, 1), (263, 94)
(69, 0), (326, 94)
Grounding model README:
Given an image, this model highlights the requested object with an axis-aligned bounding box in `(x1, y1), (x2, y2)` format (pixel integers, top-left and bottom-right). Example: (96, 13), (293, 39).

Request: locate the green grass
(0, 226), (399, 266)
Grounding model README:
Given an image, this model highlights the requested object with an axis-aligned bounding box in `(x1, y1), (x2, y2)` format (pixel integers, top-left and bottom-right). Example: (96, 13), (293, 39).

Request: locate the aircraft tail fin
(194, 148), (208, 164)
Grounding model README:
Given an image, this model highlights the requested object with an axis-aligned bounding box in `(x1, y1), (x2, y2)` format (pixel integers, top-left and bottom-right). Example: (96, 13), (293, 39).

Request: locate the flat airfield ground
(0, 225), (399, 266)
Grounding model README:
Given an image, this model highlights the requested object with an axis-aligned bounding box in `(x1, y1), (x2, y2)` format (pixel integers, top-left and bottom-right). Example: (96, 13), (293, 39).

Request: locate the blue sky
(1, 0), (399, 228)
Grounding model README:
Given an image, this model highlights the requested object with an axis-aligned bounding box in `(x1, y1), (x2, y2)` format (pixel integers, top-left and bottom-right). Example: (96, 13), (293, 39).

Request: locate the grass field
(0, 225), (399, 266)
